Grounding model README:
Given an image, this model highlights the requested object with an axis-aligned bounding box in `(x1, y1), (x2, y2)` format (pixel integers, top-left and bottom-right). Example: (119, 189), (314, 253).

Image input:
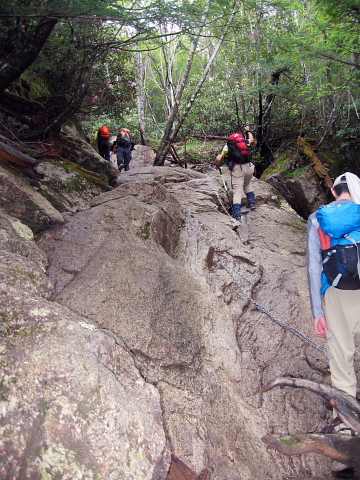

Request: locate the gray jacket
(306, 198), (353, 318)
(307, 211), (324, 319)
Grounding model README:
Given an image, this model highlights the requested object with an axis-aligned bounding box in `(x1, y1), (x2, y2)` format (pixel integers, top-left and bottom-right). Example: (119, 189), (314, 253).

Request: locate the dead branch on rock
(261, 377), (360, 467)
(0, 140), (37, 167)
(262, 434), (360, 469)
(260, 377), (360, 432)
(298, 137), (333, 190)
(169, 144), (184, 168)
(0, 139), (40, 178)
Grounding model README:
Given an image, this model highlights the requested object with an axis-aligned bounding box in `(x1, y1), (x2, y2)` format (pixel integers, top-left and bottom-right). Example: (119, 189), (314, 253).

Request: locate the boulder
(35, 161), (107, 213)
(58, 132), (119, 186)
(264, 172), (329, 218)
(0, 202), (169, 480)
(36, 167), (332, 479)
(0, 294), (169, 480)
(0, 165), (64, 232)
(131, 144), (156, 167)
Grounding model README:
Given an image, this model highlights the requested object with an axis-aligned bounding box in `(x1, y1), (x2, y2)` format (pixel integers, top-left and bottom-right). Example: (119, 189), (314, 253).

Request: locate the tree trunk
(154, 5), (237, 166)
(135, 52), (148, 145)
(20, 53), (92, 140)
(297, 137), (333, 189)
(153, 0), (211, 166)
(170, 10), (237, 145)
(0, 18), (58, 94)
(257, 68), (289, 160)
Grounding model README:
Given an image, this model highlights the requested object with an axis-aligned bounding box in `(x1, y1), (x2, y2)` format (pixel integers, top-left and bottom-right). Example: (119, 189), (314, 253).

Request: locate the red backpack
(99, 126), (110, 139)
(226, 133), (252, 168)
(228, 133), (249, 155)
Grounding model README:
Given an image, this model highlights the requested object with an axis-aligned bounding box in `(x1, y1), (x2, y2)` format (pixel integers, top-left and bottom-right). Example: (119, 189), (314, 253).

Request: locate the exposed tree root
(261, 377), (360, 467)
(262, 433), (360, 469)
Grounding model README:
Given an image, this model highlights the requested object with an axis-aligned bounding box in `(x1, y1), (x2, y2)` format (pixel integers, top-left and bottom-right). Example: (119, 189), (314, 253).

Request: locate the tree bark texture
(0, 18), (58, 94)
(135, 52), (148, 145)
(153, 1), (211, 165)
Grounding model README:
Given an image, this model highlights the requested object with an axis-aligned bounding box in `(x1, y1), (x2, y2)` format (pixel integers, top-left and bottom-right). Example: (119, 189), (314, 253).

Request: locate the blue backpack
(316, 202), (360, 289)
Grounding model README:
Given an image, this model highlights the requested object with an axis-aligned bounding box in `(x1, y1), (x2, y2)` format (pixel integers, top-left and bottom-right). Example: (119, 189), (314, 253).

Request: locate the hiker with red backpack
(307, 172), (360, 473)
(215, 126), (255, 221)
(95, 125), (111, 161)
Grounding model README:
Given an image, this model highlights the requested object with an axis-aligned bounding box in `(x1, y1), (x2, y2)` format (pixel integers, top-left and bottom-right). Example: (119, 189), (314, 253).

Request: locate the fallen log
(297, 137), (333, 190)
(0, 139), (40, 178)
(0, 140), (37, 167)
(262, 434), (360, 469)
(192, 134), (228, 141)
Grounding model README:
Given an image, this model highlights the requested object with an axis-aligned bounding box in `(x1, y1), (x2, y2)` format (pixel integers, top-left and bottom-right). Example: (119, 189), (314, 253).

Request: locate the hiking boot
(246, 192), (256, 210)
(118, 164), (124, 172)
(233, 203), (241, 220)
(235, 216), (241, 221)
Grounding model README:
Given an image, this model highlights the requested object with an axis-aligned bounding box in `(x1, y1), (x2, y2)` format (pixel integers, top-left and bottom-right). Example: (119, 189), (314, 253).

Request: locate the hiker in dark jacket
(95, 126), (111, 161)
(307, 172), (360, 473)
(215, 126), (255, 221)
(115, 128), (135, 172)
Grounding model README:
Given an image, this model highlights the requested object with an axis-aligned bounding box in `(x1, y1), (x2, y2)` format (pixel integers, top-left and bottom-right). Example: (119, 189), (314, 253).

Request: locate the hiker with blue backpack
(307, 172), (360, 473)
(215, 126), (255, 221)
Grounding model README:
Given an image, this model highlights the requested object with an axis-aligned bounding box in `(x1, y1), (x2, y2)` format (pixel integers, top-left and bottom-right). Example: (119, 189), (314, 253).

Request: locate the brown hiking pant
(325, 286), (360, 398)
(231, 162), (255, 205)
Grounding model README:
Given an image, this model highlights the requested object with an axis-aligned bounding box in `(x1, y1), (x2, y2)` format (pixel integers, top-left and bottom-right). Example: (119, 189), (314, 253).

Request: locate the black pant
(117, 146), (131, 171)
(98, 139), (110, 161)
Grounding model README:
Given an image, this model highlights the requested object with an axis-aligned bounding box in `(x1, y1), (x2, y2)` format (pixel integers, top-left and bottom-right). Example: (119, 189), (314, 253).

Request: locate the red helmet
(229, 133), (244, 142)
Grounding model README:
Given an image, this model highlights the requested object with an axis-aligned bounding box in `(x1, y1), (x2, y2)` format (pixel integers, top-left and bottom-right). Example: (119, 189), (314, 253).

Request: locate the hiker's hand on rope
(314, 316), (328, 339)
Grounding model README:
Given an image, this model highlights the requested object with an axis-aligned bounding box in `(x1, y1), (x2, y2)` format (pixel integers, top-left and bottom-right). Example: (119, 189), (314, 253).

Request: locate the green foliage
(2, 0), (360, 175)
(284, 166), (310, 178)
(175, 138), (222, 164)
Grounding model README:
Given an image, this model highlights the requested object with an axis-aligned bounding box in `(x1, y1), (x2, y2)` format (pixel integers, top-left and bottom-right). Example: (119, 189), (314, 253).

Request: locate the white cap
(333, 172), (360, 204)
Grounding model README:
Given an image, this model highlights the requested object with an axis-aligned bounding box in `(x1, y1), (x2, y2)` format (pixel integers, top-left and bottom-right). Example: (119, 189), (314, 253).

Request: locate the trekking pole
(218, 167), (233, 216)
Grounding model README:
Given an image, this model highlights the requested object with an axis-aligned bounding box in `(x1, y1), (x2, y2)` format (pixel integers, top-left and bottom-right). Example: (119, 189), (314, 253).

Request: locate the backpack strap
(344, 234), (360, 277)
(319, 228), (345, 287)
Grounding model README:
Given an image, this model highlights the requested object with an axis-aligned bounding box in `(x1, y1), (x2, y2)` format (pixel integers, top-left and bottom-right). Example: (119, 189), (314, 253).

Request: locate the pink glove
(314, 316), (328, 339)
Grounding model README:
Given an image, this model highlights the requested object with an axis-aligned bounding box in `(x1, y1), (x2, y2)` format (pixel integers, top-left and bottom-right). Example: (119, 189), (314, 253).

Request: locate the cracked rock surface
(0, 161), (334, 479)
